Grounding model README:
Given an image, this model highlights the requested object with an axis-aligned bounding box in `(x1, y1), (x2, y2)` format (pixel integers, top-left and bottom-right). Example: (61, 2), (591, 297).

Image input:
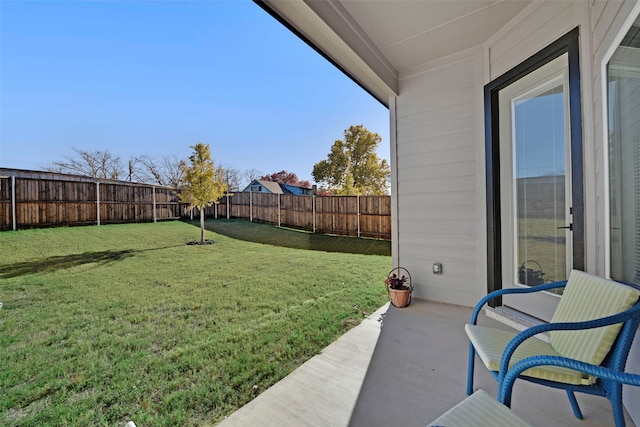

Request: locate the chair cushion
(549, 270), (640, 365)
(465, 324), (595, 385)
(428, 389), (534, 427)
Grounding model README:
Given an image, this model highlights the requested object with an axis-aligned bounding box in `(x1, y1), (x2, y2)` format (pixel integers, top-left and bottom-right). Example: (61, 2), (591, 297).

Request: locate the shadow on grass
(0, 246), (181, 278)
(194, 219), (391, 256)
(0, 250), (135, 278)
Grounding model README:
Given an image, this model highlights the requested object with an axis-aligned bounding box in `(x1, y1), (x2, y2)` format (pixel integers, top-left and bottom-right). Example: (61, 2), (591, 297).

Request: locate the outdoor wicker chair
(427, 389), (533, 427)
(429, 364), (640, 427)
(465, 270), (640, 426)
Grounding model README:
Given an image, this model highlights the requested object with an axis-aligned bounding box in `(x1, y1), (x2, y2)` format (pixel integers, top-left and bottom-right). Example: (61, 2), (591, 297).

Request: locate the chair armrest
(497, 303), (640, 385)
(470, 281), (567, 324)
(498, 355), (640, 403)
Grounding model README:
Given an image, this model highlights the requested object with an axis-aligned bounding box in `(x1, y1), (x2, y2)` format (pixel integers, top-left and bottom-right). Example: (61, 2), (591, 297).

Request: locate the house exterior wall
(393, 0), (639, 420)
(394, 48), (486, 307)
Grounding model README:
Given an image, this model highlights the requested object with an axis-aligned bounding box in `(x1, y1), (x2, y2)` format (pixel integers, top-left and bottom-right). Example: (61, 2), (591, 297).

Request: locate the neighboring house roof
(242, 179), (313, 195)
(280, 183), (313, 195)
(242, 179), (284, 194)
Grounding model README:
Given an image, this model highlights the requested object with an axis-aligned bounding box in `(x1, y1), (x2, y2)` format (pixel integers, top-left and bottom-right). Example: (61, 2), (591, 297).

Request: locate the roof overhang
(255, 1), (535, 108)
(256, 0), (398, 107)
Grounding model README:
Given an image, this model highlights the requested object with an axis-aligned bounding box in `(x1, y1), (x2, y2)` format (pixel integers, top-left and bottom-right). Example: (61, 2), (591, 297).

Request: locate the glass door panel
(499, 54), (571, 321)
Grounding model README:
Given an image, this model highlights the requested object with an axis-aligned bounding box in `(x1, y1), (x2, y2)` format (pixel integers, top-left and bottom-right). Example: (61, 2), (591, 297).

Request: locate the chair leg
(500, 387), (513, 408)
(610, 384), (626, 427)
(466, 344), (475, 395)
(566, 390), (583, 420)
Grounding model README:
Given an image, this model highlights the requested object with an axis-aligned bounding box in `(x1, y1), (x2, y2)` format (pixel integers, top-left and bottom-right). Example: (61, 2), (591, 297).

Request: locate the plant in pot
(384, 267), (412, 308)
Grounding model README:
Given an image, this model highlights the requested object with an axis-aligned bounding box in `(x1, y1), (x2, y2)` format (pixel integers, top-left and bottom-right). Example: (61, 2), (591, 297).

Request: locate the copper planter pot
(388, 287), (412, 308)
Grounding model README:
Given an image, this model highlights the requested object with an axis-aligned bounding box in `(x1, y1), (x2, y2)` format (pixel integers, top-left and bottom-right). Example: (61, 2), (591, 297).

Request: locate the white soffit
(340, 0), (533, 71)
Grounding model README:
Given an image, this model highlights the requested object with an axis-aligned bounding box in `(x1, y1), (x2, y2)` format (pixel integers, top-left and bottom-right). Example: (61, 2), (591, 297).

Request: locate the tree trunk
(200, 206), (205, 243)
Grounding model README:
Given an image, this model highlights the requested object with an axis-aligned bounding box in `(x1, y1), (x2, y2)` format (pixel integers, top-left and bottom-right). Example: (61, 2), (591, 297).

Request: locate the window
(608, 15), (640, 283)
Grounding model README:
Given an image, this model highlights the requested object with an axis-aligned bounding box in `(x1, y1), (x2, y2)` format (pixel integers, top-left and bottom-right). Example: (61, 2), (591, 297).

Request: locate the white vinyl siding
(487, 1), (576, 81)
(395, 49), (485, 307)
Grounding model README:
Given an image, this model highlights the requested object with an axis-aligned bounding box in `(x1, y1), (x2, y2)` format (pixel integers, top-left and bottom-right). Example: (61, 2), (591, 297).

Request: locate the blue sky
(0, 0), (389, 184)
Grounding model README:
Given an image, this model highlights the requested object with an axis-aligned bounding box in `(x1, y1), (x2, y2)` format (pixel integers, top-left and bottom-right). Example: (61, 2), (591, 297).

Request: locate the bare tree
(47, 147), (124, 179)
(218, 164), (242, 192)
(134, 155), (162, 184)
(127, 156), (140, 182)
(242, 168), (263, 189)
(134, 155), (184, 187)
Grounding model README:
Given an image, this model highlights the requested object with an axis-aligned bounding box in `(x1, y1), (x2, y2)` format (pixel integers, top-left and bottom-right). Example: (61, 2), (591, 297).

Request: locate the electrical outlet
(433, 263), (442, 274)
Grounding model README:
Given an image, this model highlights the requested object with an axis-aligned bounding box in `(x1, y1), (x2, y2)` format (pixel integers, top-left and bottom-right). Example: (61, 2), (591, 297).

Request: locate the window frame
(605, 17), (640, 284)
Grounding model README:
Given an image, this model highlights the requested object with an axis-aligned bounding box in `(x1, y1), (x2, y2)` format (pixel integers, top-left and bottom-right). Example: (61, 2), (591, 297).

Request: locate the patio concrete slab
(216, 303), (389, 427)
(349, 299), (635, 427)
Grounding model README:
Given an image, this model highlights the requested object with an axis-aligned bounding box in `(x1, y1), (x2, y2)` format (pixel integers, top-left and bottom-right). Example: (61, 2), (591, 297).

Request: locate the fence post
(215, 202), (218, 219)
(250, 190), (253, 222)
(312, 195), (316, 233)
(357, 195), (361, 238)
(153, 186), (157, 223)
(227, 194), (230, 219)
(278, 194), (281, 227)
(379, 195), (382, 239)
(96, 181), (101, 226)
(11, 176), (17, 231)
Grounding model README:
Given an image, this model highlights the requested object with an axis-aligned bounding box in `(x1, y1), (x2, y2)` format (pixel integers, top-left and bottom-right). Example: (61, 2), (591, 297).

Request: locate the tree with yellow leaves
(179, 143), (227, 244)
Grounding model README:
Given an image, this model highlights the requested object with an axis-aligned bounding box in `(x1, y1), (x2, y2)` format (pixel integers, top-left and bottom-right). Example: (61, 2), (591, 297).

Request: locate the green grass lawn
(0, 221), (390, 426)
(199, 219), (391, 256)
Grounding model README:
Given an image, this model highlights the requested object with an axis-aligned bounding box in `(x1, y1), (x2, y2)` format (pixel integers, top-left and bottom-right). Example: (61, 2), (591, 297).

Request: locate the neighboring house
(242, 179), (313, 195)
(257, 0), (640, 422)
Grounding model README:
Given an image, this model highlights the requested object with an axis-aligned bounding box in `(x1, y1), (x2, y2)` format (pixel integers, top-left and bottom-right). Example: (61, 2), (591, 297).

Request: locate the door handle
(558, 224), (573, 230)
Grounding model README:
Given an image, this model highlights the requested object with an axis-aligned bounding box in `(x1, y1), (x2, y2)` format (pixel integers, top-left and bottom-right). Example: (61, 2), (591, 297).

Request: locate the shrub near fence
(213, 192), (391, 240)
(0, 169), (187, 231)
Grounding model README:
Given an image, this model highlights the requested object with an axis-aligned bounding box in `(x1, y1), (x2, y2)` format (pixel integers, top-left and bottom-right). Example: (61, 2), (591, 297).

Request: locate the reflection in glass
(512, 76), (567, 285)
(609, 16), (640, 283)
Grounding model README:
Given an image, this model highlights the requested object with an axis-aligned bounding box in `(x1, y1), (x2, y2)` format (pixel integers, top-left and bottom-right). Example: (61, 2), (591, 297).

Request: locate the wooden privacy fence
(0, 169), (391, 239)
(0, 169), (187, 231)
(212, 192), (391, 240)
